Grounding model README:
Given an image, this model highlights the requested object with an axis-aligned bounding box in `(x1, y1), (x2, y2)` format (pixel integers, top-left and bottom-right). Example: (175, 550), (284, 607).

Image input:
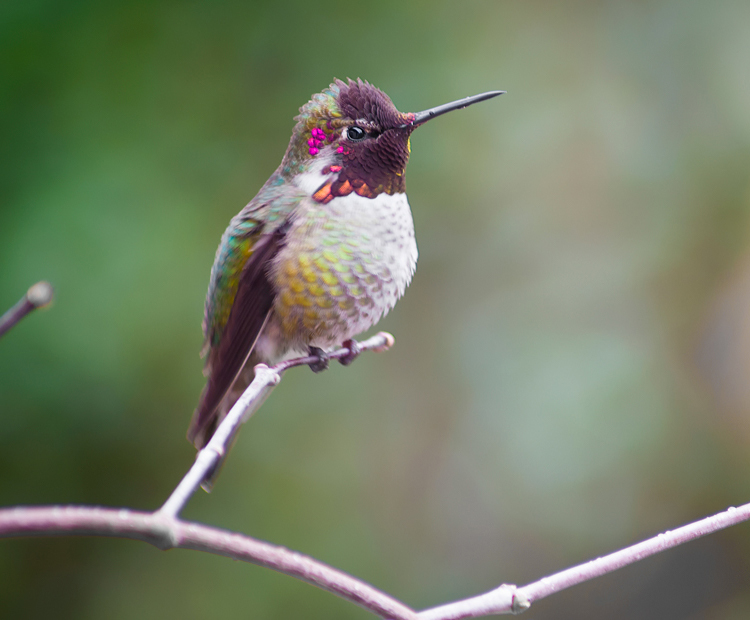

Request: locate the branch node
(0, 281), (55, 339)
(26, 281), (54, 308)
(511, 588), (530, 614)
(373, 331), (395, 352)
(149, 517), (180, 550)
(253, 363), (281, 385)
(205, 444), (225, 461)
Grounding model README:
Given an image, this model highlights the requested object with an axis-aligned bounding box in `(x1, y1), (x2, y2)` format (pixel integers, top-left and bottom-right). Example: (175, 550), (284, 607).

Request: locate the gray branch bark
(1, 329), (749, 618)
(0, 281), (54, 339)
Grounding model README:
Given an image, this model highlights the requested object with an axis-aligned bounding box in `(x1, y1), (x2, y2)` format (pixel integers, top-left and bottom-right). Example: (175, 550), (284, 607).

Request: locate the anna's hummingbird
(188, 79), (503, 449)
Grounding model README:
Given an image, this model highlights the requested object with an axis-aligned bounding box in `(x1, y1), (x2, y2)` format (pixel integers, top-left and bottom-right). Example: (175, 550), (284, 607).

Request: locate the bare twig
(1, 326), (749, 619)
(158, 331), (395, 519)
(418, 502), (750, 618)
(0, 505), (417, 620)
(1, 501), (749, 619)
(0, 281), (54, 339)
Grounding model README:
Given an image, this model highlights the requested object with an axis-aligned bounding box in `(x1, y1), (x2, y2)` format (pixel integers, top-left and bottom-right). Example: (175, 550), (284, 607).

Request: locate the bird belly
(269, 191), (417, 353)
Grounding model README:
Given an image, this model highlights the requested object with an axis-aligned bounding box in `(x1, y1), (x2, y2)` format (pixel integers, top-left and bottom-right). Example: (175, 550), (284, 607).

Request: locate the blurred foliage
(2, 0), (750, 618)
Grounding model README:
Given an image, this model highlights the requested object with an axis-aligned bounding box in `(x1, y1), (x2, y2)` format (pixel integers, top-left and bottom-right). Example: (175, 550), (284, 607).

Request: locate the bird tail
(187, 310), (273, 450)
(187, 359), (258, 491)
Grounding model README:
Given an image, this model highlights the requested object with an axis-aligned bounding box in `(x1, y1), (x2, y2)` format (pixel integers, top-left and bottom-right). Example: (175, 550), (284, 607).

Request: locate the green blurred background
(2, 0), (750, 618)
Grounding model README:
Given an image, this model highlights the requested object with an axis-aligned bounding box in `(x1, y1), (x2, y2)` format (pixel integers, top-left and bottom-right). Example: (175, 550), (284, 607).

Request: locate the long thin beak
(402, 90), (505, 127)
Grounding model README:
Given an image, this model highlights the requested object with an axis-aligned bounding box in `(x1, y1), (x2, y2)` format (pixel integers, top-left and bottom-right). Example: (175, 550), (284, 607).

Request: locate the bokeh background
(2, 1), (750, 618)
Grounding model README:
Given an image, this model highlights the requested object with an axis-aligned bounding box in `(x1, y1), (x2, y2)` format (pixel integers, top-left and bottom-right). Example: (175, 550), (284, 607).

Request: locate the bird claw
(308, 346), (329, 373)
(339, 339), (361, 366)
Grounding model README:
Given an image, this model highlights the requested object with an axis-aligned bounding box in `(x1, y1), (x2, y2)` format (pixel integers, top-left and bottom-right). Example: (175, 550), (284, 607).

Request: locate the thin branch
(418, 501), (750, 618)
(158, 331), (395, 519)
(1, 326), (749, 618)
(0, 281), (54, 339)
(2, 501), (749, 619)
(0, 506), (417, 620)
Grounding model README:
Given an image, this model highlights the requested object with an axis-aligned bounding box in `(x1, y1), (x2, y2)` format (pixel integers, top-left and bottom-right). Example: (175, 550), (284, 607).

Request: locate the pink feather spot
(309, 147), (319, 156)
(330, 165), (342, 172)
(307, 138), (316, 147)
(337, 146), (344, 154)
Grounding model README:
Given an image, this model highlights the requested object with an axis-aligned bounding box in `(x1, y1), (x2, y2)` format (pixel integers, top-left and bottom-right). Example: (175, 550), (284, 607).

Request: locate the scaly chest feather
(268, 191), (418, 352)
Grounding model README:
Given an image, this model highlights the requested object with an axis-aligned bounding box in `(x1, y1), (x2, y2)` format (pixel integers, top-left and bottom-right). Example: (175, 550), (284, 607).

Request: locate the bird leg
(339, 339), (361, 366)
(308, 346), (330, 373)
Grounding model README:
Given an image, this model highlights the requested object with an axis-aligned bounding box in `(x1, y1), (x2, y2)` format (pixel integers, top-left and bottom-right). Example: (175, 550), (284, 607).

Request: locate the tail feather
(187, 361), (257, 490)
(188, 226), (285, 450)
(187, 335), (266, 450)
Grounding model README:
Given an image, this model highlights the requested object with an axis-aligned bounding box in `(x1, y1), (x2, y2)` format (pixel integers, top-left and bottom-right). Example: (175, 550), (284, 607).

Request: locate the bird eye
(346, 126), (366, 141)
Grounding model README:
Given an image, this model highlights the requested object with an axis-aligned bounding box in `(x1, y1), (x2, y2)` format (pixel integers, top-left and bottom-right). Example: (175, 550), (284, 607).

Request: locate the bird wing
(188, 186), (299, 448)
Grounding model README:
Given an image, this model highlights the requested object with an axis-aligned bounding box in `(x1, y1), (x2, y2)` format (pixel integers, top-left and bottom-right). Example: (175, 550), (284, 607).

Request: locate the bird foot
(308, 346), (329, 373)
(339, 339), (361, 366)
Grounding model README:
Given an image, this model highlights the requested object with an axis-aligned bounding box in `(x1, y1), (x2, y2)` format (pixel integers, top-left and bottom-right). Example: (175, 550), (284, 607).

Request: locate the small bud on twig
(0, 281), (54, 339)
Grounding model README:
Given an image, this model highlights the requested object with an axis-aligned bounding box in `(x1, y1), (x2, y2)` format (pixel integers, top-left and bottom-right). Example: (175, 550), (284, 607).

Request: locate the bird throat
(309, 150), (408, 205)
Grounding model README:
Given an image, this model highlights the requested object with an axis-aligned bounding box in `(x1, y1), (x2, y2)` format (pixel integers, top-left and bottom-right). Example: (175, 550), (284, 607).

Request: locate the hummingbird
(188, 79), (503, 450)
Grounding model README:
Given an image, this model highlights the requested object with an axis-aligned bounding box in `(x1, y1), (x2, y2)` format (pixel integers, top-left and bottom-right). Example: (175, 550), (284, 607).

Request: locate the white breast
(272, 160), (419, 351)
(333, 191), (419, 299)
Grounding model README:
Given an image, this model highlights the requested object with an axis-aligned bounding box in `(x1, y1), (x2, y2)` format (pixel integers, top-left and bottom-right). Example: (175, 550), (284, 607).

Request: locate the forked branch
(159, 331), (395, 518)
(1, 328), (749, 618)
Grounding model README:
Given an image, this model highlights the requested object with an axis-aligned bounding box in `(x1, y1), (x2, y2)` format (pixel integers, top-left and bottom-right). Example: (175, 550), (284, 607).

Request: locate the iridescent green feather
(203, 82), (349, 356)
(203, 220), (260, 350)
(280, 82), (345, 178)
(202, 177), (306, 354)
(296, 82), (341, 123)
